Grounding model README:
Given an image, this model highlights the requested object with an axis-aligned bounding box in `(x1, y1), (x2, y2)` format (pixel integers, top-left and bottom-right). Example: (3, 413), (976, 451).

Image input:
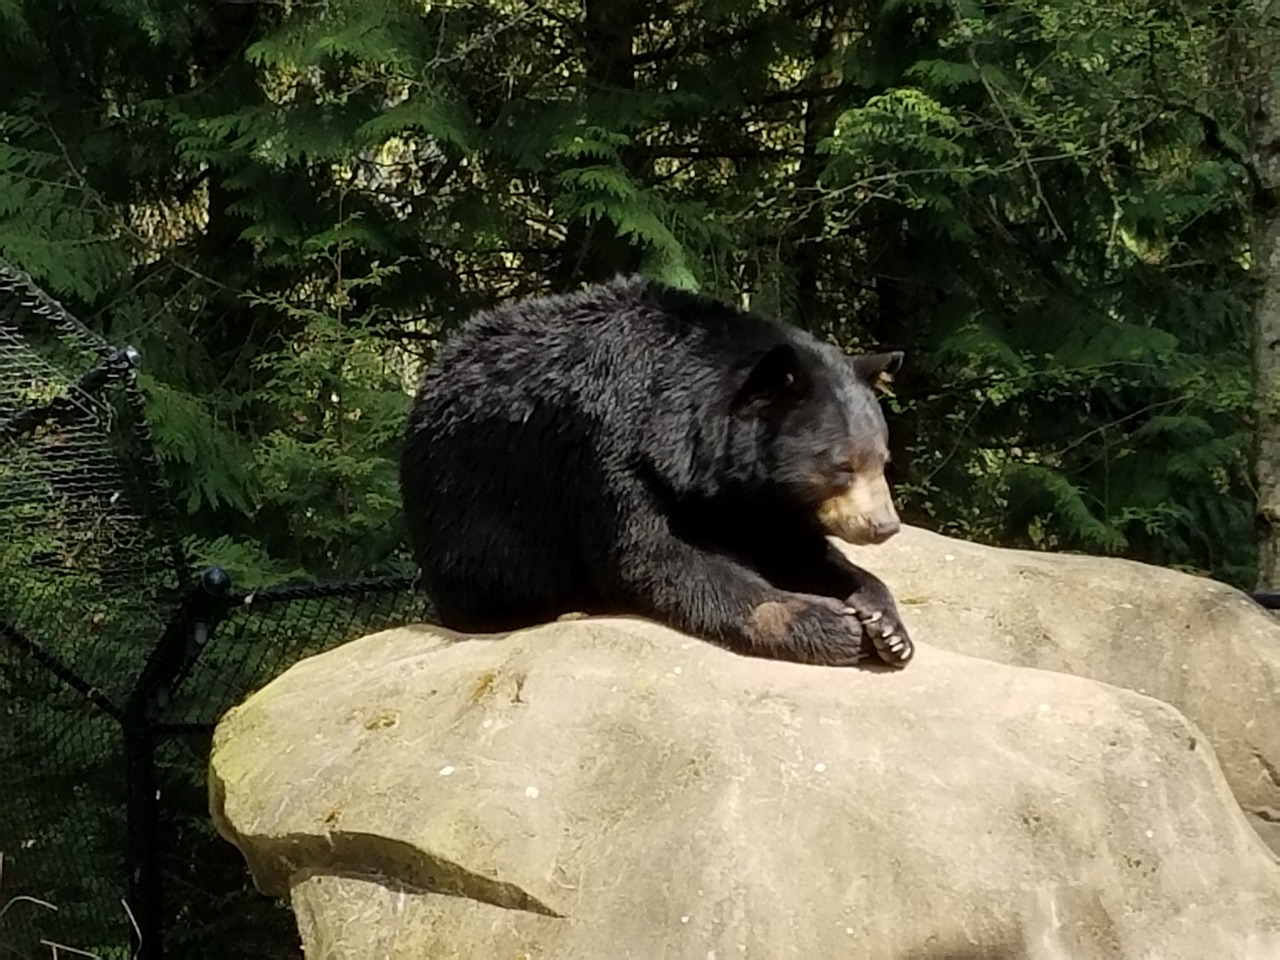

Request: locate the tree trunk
(557, 0), (641, 288)
(1251, 0), (1280, 587)
(791, 5), (849, 330)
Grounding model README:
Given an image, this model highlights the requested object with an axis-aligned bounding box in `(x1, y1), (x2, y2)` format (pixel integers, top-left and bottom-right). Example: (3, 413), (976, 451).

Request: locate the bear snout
(865, 516), (901, 543)
(815, 471), (901, 545)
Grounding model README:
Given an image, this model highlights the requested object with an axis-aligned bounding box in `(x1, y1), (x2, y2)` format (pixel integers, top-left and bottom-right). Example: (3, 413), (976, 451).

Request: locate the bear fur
(399, 275), (912, 667)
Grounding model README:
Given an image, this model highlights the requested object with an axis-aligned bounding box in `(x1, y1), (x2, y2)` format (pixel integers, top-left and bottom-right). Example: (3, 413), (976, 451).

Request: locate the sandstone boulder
(210, 619), (1280, 960)
(841, 525), (1280, 847)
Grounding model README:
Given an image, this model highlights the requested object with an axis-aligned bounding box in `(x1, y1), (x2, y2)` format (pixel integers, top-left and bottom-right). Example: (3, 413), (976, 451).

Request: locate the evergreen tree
(0, 0), (1260, 583)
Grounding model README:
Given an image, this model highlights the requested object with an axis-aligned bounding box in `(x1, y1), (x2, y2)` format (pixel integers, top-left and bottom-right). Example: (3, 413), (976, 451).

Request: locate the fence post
(123, 566), (232, 960)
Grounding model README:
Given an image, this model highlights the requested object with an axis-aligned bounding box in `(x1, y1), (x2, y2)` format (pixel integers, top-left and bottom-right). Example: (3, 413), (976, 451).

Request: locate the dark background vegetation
(0, 0), (1273, 956)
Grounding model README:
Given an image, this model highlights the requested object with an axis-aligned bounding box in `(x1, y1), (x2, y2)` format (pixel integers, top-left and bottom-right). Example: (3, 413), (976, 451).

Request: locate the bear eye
(783, 372), (795, 386)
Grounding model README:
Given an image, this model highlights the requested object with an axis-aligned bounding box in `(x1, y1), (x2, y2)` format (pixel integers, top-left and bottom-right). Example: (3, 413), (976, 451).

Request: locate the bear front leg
(610, 525), (871, 666)
(767, 541), (913, 668)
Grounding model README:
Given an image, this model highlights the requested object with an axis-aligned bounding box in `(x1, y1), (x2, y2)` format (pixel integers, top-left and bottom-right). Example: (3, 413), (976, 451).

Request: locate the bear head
(729, 341), (903, 546)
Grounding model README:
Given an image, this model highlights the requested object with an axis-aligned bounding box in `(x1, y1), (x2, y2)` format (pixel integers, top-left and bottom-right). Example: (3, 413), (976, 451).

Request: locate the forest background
(3, 0), (1279, 590)
(2, 1), (1280, 957)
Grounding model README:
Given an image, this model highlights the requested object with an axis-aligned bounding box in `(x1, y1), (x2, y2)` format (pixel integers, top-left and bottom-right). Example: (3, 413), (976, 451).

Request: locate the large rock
(841, 526), (1280, 845)
(210, 619), (1280, 959)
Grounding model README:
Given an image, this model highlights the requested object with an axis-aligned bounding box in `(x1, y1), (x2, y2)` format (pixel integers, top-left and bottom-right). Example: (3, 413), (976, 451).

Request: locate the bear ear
(851, 351), (904, 392)
(733, 343), (809, 411)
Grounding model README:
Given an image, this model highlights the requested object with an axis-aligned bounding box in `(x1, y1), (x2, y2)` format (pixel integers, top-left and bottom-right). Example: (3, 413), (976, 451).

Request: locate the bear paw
(751, 595), (870, 666)
(852, 606), (913, 668)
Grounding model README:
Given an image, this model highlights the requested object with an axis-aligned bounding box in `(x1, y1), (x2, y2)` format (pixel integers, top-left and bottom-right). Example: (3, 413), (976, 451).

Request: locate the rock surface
(841, 526), (1280, 846)
(210, 618), (1280, 959)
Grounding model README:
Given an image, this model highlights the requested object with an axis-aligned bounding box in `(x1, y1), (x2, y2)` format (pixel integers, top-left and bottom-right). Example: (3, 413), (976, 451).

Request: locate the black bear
(399, 275), (912, 668)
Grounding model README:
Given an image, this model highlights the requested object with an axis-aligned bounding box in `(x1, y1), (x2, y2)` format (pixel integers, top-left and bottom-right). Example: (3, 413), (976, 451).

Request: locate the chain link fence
(0, 260), (427, 959)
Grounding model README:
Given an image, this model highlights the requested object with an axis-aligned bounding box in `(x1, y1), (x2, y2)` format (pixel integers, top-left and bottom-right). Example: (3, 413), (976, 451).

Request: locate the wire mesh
(161, 579), (423, 730)
(0, 315), (185, 702)
(0, 260), (428, 959)
(152, 581), (426, 960)
(0, 636), (132, 960)
(0, 265), (187, 958)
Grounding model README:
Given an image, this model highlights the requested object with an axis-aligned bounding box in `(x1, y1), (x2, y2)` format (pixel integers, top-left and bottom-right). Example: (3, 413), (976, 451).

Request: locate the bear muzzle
(816, 472), (901, 545)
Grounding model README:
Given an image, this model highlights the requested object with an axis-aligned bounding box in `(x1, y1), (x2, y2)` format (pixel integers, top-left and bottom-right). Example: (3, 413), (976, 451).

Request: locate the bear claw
(879, 634), (913, 666)
(851, 605), (913, 667)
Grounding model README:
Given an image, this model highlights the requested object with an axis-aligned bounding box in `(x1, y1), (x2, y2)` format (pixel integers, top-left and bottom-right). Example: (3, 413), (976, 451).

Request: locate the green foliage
(242, 249), (410, 577)
(144, 377), (255, 516)
(0, 0), (1257, 581)
(0, 112), (128, 301)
